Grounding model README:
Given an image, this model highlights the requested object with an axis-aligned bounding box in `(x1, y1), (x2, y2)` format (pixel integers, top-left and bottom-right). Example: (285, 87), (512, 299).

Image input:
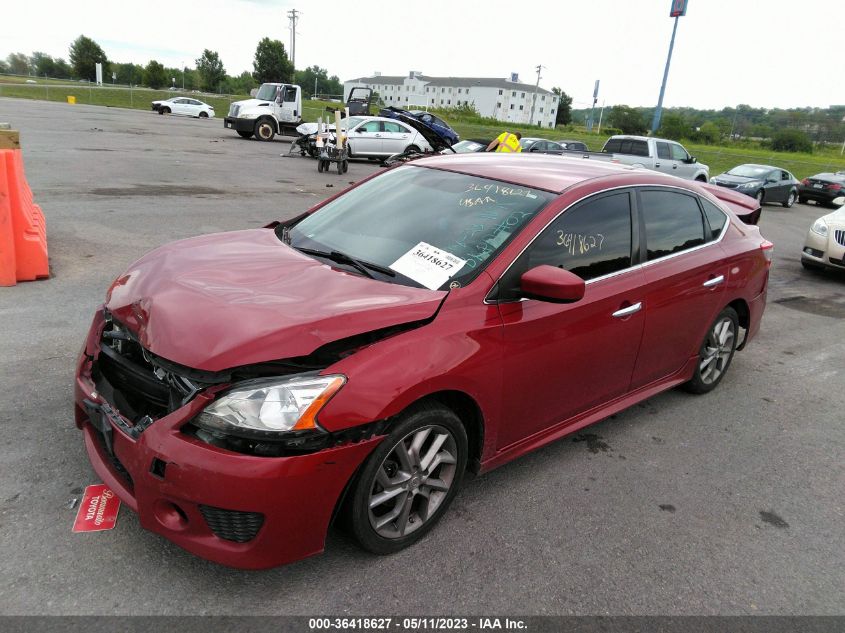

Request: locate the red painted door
(492, 191), (646, 449)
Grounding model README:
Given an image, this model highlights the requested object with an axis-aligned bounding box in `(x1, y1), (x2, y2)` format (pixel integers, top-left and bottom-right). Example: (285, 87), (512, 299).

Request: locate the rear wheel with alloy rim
(683, 307), (739, 394)
(783, 190), (796, 208)
(347, 403), (467, 554)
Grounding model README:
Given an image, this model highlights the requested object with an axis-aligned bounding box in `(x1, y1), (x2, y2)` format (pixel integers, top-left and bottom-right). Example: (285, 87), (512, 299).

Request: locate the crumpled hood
(105, 229), (445, 372)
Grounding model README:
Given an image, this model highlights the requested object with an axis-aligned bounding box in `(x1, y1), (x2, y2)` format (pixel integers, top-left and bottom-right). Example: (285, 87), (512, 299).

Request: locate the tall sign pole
(587, 80), (600, 132)
(651, 0), (688, 134)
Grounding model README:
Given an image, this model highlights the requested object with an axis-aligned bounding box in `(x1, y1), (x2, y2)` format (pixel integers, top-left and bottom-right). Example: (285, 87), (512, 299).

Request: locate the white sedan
(151, 97), (215, 118)
(343, 116), (432, 158)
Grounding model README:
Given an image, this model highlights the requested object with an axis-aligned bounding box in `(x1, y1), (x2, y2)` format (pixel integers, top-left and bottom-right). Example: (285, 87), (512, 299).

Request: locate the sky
(3, 0), (840, 111)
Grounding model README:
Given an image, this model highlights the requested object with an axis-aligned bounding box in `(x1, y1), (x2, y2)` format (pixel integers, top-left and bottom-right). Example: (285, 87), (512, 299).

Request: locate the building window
(447, 100), (451, 105)
(521, 92), (525, 98)
(539, 107), (543, 113)
(497, 102), (502, 109)
(441, 87), (445, 93)
(519, 105), (524, 110)
(498, 89), (503, 95)
(551, 109), (555, 115)
(511, 91), (516, 97)
(510, 104), (514, 110)
(431, 99), (435, 104)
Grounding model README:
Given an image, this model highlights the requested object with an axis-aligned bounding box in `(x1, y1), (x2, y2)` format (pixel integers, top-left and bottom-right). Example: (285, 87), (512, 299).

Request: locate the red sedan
(74, 154), (772, 568)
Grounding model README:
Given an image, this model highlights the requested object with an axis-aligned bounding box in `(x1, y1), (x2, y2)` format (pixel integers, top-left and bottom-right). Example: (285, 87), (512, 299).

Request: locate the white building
(343, 71), (558, 128)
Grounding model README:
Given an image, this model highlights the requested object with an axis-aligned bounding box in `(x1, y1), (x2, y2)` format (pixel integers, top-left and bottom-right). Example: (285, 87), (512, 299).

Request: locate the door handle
(374, 134), (382, 137)
(655, 163), (661, 168)
(612, 302), (642, 318)
(672, 164), (678, 169)
(703, 275), (725, 287)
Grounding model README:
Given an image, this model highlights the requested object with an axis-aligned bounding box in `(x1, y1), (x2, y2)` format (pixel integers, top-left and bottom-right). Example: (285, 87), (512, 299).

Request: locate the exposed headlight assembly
(810, 219), (829, 237)
(195, 375), (345, 440)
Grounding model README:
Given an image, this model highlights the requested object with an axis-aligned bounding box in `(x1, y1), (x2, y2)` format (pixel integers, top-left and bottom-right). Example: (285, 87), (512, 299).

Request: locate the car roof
(732, 163), (779, 170)
(412, 153), (682, 193)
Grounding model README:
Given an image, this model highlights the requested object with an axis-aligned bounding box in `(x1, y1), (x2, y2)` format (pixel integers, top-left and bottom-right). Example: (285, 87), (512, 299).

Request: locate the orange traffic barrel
(0, 127), (49, 286)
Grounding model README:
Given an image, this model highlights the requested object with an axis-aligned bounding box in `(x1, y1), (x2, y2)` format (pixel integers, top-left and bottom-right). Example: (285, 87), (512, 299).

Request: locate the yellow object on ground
(66, 96), (76, 105)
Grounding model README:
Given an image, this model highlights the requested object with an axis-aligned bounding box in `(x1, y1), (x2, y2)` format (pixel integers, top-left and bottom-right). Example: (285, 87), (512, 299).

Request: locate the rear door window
(640, 190), (706, 260)
(656, 142), (671, 159)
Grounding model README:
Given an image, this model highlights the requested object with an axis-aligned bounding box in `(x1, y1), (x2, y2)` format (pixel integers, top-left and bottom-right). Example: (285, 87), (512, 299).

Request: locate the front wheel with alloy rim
(254, 118), (276, 141)
(783, 190), (796, 208)
(347, 403), (467, 554)
(683, 306), (739, 394)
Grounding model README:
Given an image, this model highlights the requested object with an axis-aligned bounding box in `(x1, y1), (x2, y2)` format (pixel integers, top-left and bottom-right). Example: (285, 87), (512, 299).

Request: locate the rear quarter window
(700, 199), (728, 241)
(603, 139), (622, 153)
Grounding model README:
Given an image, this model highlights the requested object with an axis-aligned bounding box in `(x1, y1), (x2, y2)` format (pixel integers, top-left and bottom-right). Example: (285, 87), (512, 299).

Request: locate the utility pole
(651, 0), (689, 134)
(287, 8), (300, 72)
(529, 64), (544, 126)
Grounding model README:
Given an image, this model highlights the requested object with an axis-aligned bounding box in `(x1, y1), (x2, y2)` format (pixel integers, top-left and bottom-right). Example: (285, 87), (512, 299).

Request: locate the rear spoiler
(699, 182), (762, 225)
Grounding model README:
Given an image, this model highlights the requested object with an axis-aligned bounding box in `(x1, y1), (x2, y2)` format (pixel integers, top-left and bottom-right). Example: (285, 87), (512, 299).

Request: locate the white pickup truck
(600, 135), (709, 181)
(223, 83), (303, 141)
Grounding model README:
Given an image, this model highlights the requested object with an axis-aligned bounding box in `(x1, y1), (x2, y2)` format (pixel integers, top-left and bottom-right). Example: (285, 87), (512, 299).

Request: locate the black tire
(405, 144), (421, 155)
(236, 131), (253, 139)
(799, 196), (808, 205)
(161, 107), (170, 115)
(755, 190), (764, 205)
(341, 160), (349, 174)
(317, 159), (325, 173)
(254, 118), (276, 142)
(782, 190), (796, 208)
(683, 307), (739, 395)
(346, 143), (353, 158)
(347, 402), (467, 555)
(199, 111), (209, 119)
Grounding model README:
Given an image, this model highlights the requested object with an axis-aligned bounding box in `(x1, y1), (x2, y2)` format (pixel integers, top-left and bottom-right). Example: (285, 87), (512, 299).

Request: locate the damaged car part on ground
(74, 154), (772, 569)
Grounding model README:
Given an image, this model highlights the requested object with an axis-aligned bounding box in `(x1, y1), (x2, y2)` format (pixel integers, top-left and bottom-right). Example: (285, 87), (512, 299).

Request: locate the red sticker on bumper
(72, 484), (121, 532)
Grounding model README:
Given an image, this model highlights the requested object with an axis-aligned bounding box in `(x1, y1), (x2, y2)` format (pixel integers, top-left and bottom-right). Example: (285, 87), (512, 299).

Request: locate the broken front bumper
(74, 310), (380, 569)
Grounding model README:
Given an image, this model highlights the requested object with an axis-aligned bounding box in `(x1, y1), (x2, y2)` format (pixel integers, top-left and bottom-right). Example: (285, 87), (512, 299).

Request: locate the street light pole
(651, 1), (689, 134)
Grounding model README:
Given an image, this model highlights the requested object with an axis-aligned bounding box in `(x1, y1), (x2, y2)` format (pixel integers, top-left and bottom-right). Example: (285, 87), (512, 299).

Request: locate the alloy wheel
(367, 425), (458, 539)
(699, 317), (736, 385)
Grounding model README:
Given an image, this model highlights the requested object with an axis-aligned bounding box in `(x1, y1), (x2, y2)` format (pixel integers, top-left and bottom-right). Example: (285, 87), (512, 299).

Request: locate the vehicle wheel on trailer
(161, 107), (170, 115)
(755, 190), (764, 205)
(254, 118), (276, 142)
(237, 131), (253, 139)
(682, 307), (739, 395)
(783, 190), (796, 208)
(199, 111), (209, 118)
(346, 402), (467, 555)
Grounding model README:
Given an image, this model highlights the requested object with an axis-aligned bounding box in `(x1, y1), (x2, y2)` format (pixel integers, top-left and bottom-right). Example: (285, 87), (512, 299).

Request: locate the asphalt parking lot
(0, 98), (843, 616)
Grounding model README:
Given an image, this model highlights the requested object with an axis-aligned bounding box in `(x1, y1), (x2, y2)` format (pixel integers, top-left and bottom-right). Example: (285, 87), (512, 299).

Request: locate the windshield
(255, 84), (278, 101)
(726, 165), (770, 178)
(288, 166), (554, 290)
(451, 140), (484, 153)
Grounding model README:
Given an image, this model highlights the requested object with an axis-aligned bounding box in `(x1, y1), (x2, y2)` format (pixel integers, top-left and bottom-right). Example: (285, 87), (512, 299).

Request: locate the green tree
(196, 49), (226, 92)
(253, 38), (293, 84)
(69, 35), (109, 81)
(608, 105), (647, 135)
(29, 52), (57, 77)
(113, 62), (144, 85)
(295, 65), (331, 98)
(658, 112), (692, 140)
(771, 129), (812, 153)
(0, 59), (7, 74)
(551, 87), (573, 126)
(143, 60), (168, 89)
(222, 71), (256, 96)
(696, 121), (721, 144)
(6, 53), (30, 75)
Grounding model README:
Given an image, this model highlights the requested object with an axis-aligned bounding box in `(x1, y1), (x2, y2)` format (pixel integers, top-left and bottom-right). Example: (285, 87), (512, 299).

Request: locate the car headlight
(194, 375), (345, 438)
(739, 180), (762, 189)
(810, 219), (828, 237)
(238, 112), (260, 119)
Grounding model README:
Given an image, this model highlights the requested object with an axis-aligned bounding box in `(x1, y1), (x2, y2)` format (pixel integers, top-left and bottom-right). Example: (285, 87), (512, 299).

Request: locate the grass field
(2, 81), (843, 179)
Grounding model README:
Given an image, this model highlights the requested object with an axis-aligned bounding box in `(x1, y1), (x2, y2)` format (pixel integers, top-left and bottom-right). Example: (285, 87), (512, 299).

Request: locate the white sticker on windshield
(389, 242), (466, 290)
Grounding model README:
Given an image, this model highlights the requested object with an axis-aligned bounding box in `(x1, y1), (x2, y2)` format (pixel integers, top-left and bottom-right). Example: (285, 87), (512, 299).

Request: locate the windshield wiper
(294, 247), (395, 279)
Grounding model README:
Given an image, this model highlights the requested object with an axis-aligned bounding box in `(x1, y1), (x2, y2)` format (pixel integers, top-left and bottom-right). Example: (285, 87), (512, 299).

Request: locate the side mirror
(687, 156), (697, 163)
(355, 127), (365, 133)
(520, 265), (585, 303)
